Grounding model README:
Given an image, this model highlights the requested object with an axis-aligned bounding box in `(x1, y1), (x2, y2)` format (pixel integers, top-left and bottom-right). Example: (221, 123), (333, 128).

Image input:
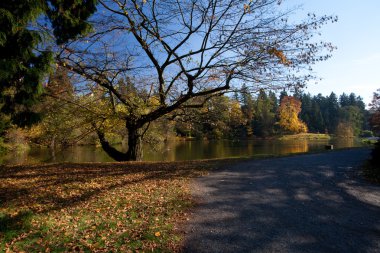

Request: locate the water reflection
(1, 138), (365, 165)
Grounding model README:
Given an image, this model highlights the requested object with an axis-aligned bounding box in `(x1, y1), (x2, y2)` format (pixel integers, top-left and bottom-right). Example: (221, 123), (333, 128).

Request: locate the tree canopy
(53, 0), (336, 160)
(0, 0), (97, 129)
(278, 96), (307, 134)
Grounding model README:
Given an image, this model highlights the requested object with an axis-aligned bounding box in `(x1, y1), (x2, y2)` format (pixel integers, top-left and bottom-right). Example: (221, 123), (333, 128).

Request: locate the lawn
(278, 133), (331, 140)
(0, 160), (218, 252)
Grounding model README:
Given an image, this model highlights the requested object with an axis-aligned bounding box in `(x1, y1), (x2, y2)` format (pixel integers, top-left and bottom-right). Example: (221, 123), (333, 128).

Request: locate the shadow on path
(184, 148), (380, 253)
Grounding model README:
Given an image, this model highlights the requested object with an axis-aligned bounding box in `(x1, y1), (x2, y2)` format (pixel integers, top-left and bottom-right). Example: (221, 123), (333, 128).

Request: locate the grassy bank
(278, 133), (331, 141)
(0, 161), (225, 252)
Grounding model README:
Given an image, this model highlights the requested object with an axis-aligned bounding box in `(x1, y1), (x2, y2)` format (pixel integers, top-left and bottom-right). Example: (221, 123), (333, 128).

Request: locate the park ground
(0, 148), (379, 252)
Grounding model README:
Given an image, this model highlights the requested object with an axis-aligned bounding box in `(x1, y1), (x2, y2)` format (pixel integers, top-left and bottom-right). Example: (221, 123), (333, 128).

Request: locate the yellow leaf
(154, 231), (161, 237)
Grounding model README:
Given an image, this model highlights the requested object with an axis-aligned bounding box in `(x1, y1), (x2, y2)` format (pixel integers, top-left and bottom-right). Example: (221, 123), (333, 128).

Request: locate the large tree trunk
(94, 123), (143, 161)
(125, 126), (143, 161)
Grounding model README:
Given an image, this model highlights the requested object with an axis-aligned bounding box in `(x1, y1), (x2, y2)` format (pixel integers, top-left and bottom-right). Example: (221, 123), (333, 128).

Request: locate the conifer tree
(0, 0), (97, 128)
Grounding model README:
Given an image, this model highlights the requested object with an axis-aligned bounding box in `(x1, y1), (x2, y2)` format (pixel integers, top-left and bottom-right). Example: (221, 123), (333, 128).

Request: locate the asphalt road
(183, 148), (380, 253)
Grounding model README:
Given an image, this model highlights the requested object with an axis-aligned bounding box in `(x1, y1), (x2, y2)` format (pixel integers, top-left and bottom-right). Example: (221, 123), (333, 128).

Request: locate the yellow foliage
(278, 96), (308, 134)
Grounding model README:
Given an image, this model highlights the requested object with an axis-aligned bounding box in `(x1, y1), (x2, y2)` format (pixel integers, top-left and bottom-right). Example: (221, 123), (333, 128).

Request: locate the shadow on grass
(0, 160), (217, 246)
(0, 210), (34, 243)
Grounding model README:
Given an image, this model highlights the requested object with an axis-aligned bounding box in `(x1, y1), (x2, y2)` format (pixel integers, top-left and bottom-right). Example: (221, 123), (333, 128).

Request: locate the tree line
(181, 87), (371, 139)
(1, 65), (378, 160)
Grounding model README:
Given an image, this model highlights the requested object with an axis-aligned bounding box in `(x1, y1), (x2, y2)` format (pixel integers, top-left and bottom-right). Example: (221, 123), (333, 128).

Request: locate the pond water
(0, 138), (367, 165)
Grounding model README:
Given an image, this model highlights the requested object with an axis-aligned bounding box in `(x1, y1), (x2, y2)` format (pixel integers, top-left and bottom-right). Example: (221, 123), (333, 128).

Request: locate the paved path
(183, 148), (380, 253)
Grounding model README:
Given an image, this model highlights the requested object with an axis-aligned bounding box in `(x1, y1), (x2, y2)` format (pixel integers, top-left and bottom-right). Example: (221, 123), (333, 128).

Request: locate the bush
(364, 140), (380, 183)
(360, 130), (374, 138)
(0, 137), (7, 154)
(335, 122), (354, 137)
(370, 141), (380, 165)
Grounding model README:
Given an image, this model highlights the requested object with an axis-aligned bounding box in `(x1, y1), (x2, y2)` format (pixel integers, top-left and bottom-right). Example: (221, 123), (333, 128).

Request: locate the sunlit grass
(279, 133), (331, 140)
(0, 161), (217, 252)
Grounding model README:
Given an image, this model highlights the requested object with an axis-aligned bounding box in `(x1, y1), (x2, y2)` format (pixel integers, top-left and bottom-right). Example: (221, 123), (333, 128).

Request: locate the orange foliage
(267, 47), (291, 65)
(278, 96), (308, 133)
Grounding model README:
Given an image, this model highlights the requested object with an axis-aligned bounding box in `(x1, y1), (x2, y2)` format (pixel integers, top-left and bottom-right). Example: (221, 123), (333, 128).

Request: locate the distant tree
(253, 89), (276, 137)
(279, 90), (289, 102)
(338, 106), (363, 136)
(339, 93), (350, 107)
(299, 93), (312, 129)
(335, 121), (354, 138)
(369, 89), (380, 135)
(299, 93), (325, 132)
(278, 96), (307, 134)
(338, 92), (366, 136)
(240, 84), (255, 137)
(325, 92), (340, 133)
(311, 98), (325, 132)
(28, 67), (77, 147)
(175, 95), (245, 139)
(228, 98), (247, 138)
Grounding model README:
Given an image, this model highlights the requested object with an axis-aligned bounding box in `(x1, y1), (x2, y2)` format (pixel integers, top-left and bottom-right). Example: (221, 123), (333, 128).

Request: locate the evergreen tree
(325, 92), (339, 133)
(299, 93), (313, 130)
(240, 84), (255, 136)
(253, 89), (276, 137)
(0, 0), (97, 127)
(339, 93), (350, 107)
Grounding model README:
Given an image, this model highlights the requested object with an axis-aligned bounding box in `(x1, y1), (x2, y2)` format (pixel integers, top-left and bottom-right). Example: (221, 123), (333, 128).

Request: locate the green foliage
(253, 90), (277, 137)
(28, 67), (87, 147)
(0, 0), (97, 129)
(360, 130), (374, 138)
(279, 133), (330, 141)
(299, 92), (368, 136)
(175, 95), (246, 139)
(240, 84), (255, 137)
(339, 105), (364, 136)
(46, 0), (98, 44)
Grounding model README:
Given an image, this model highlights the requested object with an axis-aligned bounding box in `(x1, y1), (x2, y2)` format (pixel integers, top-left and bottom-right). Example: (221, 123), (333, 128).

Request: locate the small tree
(58, 0), (335, 160)
(335, 121), (354, 138)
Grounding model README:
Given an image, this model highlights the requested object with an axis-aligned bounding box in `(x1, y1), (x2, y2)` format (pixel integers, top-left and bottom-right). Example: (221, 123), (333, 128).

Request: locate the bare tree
(57, 0), (336, 161)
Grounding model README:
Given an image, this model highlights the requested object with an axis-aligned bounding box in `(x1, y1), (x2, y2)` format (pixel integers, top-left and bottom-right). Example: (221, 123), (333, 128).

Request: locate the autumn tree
(278, 96), (307, 134)
(57, 0), (336, 161)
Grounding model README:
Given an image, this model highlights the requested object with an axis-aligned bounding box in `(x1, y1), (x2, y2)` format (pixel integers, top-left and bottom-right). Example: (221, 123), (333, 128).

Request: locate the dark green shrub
(360, 130), (374, 138)
(365, 140), (380, 182)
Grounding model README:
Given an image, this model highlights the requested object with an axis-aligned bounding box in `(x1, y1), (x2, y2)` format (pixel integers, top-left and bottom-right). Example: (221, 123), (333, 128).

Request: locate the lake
(0, 138), (367, 165)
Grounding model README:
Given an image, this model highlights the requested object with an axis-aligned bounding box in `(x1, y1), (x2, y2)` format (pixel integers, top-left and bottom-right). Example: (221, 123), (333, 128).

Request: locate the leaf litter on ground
(0, 159), (230, 252)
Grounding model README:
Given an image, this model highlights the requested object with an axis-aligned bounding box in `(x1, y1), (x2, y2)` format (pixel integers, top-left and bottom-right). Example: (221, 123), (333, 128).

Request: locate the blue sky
(286, 0), (380, 106)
